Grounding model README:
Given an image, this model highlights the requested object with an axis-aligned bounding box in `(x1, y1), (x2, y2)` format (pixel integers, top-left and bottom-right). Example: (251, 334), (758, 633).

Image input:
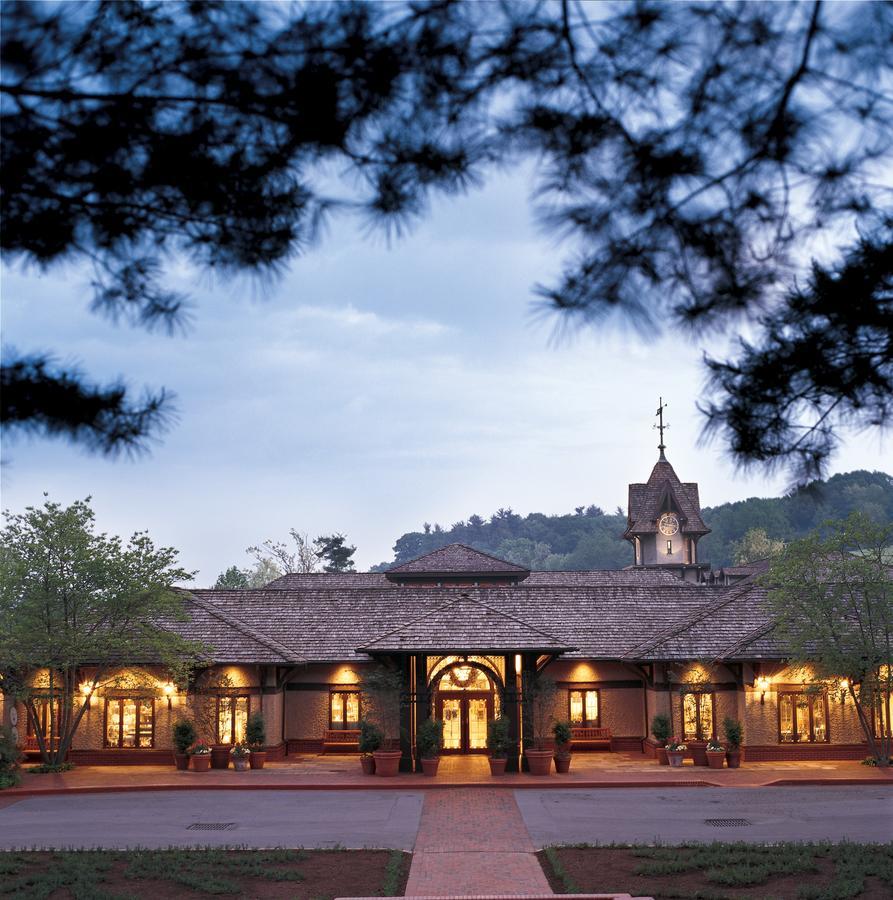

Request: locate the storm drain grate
(704, 818), (752, 827)
(187, 823), (237, 831)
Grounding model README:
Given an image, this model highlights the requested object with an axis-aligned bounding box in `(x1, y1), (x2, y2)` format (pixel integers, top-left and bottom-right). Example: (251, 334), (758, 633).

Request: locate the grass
(540, 841), (893, 900)
(0, 847), (410, 899)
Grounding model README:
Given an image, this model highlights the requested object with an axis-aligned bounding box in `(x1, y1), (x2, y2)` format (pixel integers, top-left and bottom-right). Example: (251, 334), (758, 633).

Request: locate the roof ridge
(387, 542), (528, 574)
(458, 593), (574, 645)
(186, 592), (303, 662)
(713, 621), (777, 660)
(360, 596), (463, 647)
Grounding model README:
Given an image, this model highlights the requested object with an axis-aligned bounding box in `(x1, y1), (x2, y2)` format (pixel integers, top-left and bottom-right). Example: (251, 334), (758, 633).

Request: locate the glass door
(441, 698), (462, 751)
(436, 693), (493, 753)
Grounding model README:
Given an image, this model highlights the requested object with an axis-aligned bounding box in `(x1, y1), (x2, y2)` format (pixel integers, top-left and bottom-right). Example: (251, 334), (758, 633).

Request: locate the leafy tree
(213, 565), (249, 589)
(766, 513), (893, 765)
(2, 1), (890, 481)
(730, 528), (786, 566)
(314, 533), (357, 573)
(247, 529), (319, 576)
(0, 497), (205, 767)
(245, 558), (283, 588)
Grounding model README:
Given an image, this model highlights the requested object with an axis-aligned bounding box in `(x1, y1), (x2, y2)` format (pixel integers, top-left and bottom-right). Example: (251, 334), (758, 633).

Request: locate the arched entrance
(431, 661), (500, 753)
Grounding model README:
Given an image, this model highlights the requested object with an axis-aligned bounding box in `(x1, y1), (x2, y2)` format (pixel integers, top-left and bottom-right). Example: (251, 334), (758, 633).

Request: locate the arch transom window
(438, 666), (491, 691)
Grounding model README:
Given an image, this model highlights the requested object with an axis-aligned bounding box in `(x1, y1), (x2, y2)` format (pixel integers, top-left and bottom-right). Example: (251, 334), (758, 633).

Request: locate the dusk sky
(3, 165), (890, 581)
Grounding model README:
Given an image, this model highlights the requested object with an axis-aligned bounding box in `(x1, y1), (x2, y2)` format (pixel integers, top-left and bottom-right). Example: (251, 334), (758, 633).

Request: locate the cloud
(288, 304), (451, 339)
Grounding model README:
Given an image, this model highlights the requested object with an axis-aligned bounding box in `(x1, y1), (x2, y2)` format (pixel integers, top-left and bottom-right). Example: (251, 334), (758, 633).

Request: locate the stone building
(5, 450), (886, 769)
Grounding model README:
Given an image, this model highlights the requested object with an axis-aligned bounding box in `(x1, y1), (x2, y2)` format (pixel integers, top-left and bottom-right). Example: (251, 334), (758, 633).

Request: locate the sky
(2, 165), (890, 582)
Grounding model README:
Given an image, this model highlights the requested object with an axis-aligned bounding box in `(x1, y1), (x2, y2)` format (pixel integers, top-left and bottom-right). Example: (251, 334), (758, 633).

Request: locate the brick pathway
(406, 788), (552, 896)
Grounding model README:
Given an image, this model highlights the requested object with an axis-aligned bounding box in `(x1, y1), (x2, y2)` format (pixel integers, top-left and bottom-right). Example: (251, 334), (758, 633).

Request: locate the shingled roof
(385, 543), (530, 580)
(624, 455), (710, 537)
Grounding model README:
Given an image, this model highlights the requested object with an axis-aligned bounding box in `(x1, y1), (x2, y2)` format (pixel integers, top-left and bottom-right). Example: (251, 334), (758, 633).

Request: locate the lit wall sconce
(79, 682), (93, 708)
(514, 654), (522, 675)
(756, 676), (770, 705)
(839, 679), (849, 703)
(162, 682), (175, 709)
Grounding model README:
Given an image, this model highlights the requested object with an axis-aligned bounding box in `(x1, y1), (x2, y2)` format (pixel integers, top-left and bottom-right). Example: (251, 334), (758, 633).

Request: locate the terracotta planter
(373, 749), (402, 777)
(210, 746), (230, 769)
(656, 746), (669, 766)
(232, 756), (250, 771)
(689, 741), (708, 766)
(706, 750), (725, 770)
(525, 748), (553, 776)
(174, 753), (190, 771)
(191, 754), (211, 772)
(554, 752), (572, 774)
(420, 756), (440, 777)
(249, 750), (267, 770)
(726, 749), (743, 768)
(360, 755), (376, 775)
(667, 750), (685, 768)
(488, 757), (507, 776)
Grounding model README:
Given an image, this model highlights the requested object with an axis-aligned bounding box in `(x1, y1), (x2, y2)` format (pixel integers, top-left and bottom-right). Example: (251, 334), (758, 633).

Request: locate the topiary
(722, 716), (743, 749)
(651, 713), (671, 744)
(415, 719), (443, 759)
(172, 719), (197, 754)
(487, 715), (510, 759)
(358, 719), (383, 755)
(245, 711), (266, 748)
(552, 720), (572, 749)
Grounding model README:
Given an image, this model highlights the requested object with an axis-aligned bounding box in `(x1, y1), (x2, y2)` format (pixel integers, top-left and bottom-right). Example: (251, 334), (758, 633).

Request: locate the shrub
(722, 717), (743, 749)
(487, 715), (510, 758)
(651, 714), (671, 744)
(552, 720), (572, 750)
(358, 719), (383, 755)
(0, 727), (22, 789)
(245, 712), (266, 748)
(172, 719), (197, 754)
(415, 719), (443, 759)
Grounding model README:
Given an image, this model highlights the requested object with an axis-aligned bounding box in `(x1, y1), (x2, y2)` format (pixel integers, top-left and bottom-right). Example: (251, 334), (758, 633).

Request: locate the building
(6, 449), (885, 769)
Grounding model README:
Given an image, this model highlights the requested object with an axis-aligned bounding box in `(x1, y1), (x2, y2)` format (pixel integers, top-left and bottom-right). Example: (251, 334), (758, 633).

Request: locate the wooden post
(399, 654), (414, 772)
(503, 654), (521, 772)
(414, 653), (429, 773)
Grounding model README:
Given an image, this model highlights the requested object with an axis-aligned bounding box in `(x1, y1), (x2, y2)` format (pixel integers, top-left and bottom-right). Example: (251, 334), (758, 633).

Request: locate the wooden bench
(571, 726), (613, 751)
(322, 729), (360, 753)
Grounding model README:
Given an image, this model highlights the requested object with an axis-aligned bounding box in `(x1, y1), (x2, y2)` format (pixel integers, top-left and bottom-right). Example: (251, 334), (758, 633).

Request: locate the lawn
(0, 847), (410, 899)
(538, 842), (893, 900)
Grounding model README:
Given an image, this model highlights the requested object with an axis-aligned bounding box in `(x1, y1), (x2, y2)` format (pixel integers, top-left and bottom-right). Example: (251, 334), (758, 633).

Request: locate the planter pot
(174, 753), (190, 771)
(232, 756), (250, 772)
(706, 751), (725, 770)
(554, 754), (572, 774)
(667, 750), (685, 768)
(488, 757), (507, 776)
(726, 749), (743, 769)
(420, 757), (440, 777)
(373, 749), (402, 777)
(360, 755), (376, 775)
(210, 746), (230, 769)
(525, 749), (553, 776)
(191, 754), (211, 772)
(249, 750), (267, 770)
(690, 742), (708, 766)
(656, 746), (669, 766)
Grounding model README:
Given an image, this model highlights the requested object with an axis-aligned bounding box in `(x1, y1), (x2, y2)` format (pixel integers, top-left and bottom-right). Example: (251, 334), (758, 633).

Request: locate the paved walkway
(406, 788), (552, 896)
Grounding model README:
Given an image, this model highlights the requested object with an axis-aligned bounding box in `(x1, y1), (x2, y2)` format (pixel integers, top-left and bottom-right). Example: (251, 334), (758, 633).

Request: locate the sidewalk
(7, 752), (891, 797)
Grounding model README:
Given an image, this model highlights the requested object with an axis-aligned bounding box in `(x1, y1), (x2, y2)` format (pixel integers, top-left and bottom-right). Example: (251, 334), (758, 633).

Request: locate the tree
(213, 565), (249, 589)
(766, 513), (893, 765)
(248, 529), (319, 576)
(245, 558), (283, 588)
(314, 534), (357, 573)
(0, 497), (205, 767)
(2, 1), (891, 480)
(730, 528), (785, 566)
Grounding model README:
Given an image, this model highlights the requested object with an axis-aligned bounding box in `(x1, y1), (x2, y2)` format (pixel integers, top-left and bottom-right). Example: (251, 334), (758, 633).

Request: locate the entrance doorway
(431, 661), (498, 754)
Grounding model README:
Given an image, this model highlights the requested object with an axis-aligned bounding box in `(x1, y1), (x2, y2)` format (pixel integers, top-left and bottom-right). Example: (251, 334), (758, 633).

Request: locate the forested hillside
(371, 471), (893, 571)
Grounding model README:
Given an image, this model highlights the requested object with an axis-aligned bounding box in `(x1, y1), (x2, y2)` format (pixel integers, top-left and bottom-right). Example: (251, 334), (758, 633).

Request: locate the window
(666, 540), (673, 555)
(26, 697), (59, 741)
(681, 691), (714, 741)
(634, 537), (641, 565)
(105, 698), (154, 748)
(872, 692), (892, 738)
(330, 691), (360, 730)
(216, 695), (249, 744)
(778, 692), (829, 743)
(568, 689), (599, 727)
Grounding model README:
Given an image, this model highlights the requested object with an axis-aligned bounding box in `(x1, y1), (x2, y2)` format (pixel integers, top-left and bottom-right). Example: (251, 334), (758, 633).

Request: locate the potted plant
(230, 741), (251, 771)
(723, 717), (744, 768)
(690, 739), (709, 767)
(364, 667), (404, 777)
(210, 743), (231, 769)
(665, 736), (687, 767)
(172, 719), (196, 771)
(416, 718), (443, 776)
(358, 719), (382, 775)
(705, 739), (725, 769)
(523, 672), (557, 775)
(246, 711), (267, 769)
(190, 742), (211, 772)
(651, 714), (671, 765)
(487, 715), (510, 775)
(552, 720), (573, 773)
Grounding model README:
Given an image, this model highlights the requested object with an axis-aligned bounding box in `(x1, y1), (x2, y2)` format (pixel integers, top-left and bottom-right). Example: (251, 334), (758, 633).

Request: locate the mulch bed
(538, 843), (893, 900)
(0, 848), (410, 899)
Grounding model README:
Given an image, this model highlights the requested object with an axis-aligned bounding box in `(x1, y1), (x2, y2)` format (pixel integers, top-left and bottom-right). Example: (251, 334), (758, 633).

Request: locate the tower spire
(654, 398), (669, 459)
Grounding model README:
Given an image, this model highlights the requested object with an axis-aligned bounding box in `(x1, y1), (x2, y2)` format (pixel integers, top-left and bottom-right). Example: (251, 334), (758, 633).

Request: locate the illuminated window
(438, 666), (491, 691)
(568, 689), (599, 727)
(681, 691), (714, 741)
(874, 692), (892, 738)
(216, 695), (249, 743)
(104, 698), (154, 748)
(666, 540), (673, 555)
(330, 691), (361, 730)
(778, 692), (829, 743)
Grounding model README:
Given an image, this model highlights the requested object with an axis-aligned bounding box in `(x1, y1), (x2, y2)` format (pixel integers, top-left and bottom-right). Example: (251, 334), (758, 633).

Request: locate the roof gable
(386, 543), (530, 580)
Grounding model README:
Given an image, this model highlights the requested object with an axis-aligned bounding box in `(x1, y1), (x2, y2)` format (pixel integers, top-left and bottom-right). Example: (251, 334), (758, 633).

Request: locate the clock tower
(623, 400), (711, 582)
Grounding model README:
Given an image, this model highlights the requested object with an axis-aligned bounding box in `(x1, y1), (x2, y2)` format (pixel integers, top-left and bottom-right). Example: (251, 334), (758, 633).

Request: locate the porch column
(519, 652), (538, 771)
(398, 654), (414, 772)
(413, 653), (429, 773)
(503, 653), (521, 773)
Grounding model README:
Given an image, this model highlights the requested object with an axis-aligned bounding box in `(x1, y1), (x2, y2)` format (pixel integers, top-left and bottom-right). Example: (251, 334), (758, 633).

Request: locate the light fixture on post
(162, 682), (175, 709)
(756, 676), (770, 705)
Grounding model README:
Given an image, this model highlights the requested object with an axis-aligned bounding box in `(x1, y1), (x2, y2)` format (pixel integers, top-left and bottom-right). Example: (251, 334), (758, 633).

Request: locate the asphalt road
(0, 786), (889, 850)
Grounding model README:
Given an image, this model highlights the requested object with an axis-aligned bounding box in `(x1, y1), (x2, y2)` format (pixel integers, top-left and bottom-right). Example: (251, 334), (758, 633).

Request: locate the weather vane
(654, 398), (669, 457)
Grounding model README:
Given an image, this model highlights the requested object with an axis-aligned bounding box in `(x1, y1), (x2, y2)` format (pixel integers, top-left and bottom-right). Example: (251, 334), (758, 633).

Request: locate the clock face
(659, 513), (680, 536)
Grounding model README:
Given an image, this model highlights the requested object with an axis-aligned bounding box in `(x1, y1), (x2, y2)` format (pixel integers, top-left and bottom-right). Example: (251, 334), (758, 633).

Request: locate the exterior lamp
(756, 676), (770, 705)
(162, 682), (176, 709)
(839, 679), (850, 703)
(514, 654), (522, 676)
(79, 682), (93, 708)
